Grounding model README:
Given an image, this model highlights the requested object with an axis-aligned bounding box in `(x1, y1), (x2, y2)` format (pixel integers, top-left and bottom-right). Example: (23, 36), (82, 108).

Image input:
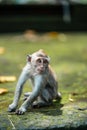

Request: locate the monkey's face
(27, 50), (50, 74)
(32, 57), (49, 74)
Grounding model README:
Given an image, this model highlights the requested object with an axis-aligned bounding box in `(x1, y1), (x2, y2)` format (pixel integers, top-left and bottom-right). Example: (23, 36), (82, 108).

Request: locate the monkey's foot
(8, 107), (16, 112)
(55, 92), (62, 102)
(8, 104), (17, 112)
(16, 107), (26, 115)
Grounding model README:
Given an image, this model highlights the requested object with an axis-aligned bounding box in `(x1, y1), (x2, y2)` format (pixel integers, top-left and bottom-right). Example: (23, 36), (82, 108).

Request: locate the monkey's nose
(41, 66), (44, 69)
(38, 66), (44, 72)
(40, 64), (44, 68)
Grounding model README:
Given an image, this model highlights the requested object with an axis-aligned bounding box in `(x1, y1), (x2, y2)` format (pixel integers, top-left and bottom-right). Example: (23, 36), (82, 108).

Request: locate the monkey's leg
(55, 92), (62, 101)
(33, 92), (62, 108)
(24, 93), (49, 108)
(32, 87), (54, 108)
(23, 92), (32, 101)
(15, 75), (49, 115)
(32, 96), (52, 108)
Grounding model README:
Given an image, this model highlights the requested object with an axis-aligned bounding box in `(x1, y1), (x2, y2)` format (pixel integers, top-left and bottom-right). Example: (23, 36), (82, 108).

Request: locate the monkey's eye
(37, 59), (42, 64)
(43, 59), (48, 64)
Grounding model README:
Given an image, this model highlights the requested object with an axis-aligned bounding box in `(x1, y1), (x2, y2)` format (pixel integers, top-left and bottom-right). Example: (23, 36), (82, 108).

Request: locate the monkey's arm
(8, 67), (29, 112)
(16, 75), (45, 115)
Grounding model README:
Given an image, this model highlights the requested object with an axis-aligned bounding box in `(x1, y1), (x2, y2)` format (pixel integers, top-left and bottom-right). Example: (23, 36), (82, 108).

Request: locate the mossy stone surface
(0, 101), (87, 130)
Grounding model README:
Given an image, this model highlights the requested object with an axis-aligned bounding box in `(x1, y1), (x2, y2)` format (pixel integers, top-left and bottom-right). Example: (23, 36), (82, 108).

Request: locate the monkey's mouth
(37, 68), (44, 73)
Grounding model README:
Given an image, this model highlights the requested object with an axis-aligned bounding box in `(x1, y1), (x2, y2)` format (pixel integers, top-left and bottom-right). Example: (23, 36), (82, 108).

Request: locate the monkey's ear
(27, 55), (32, 62)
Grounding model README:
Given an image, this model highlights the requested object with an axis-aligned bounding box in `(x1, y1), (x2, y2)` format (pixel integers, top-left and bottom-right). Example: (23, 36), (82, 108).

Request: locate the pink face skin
(35, 57), (49, 73)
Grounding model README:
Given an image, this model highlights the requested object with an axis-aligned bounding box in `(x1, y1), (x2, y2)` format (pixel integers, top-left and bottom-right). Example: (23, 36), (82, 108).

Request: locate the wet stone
(0, 101), (87, 130)
(0, 115), (11, 130)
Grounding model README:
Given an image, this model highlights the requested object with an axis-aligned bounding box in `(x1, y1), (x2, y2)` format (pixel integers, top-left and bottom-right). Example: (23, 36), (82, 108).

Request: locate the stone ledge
(0, 101), (87, 130)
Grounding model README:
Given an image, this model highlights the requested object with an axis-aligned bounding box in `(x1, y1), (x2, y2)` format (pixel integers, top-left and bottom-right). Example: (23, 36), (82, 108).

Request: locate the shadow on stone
(30, 101), (64, 117)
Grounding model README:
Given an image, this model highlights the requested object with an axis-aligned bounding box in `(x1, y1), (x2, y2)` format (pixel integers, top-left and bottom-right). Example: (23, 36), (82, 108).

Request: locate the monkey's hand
(8, 103), (17, 112)
(16, 107), (26, 115)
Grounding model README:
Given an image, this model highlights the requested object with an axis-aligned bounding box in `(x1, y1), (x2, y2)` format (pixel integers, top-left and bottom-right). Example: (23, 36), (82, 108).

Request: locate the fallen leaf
(69, 94), (74, 102)
(0, 47), (5, 54)
(0, 76), (16, 83)
(0, 88), (8, 95)
(24, 30), (38, 42)
(46, 32), (58, 38)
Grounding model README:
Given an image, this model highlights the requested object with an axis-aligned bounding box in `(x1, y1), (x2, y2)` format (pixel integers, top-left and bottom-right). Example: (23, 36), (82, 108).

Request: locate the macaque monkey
(8, 49), (61, 115)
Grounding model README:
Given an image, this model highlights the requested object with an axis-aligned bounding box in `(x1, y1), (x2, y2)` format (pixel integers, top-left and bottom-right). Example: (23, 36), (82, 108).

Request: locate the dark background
(0, 4), (87, 33)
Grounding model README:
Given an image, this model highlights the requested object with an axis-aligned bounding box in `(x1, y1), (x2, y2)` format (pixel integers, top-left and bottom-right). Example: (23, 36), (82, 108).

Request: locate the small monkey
(8, 49), (61, 115)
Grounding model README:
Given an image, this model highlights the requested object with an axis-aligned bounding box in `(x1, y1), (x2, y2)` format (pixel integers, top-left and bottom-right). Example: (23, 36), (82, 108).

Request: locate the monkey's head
(27, 49), (50, 74)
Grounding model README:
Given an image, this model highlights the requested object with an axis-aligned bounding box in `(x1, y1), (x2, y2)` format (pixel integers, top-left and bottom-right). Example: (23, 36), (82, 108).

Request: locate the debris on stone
(0, 76), (16, 83)
(69, 94), (74, 102)
(0, 88), (8, 95)
(0, 47), (5, 54)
